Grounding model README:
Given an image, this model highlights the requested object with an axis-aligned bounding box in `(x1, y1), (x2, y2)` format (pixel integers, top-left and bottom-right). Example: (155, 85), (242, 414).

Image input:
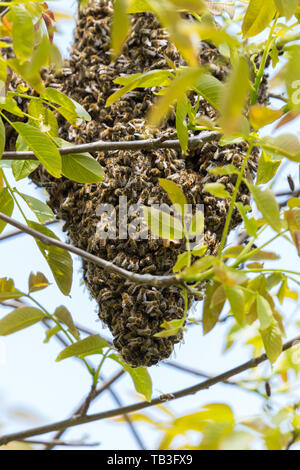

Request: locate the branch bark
(1, 335), (299, 446)
(0, 212), (181, 288)
(1, 131), (221, 161)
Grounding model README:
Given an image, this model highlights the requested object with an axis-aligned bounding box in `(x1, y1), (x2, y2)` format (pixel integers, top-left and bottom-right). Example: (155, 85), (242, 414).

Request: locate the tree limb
(1, 335), (299, 446)
(1, 131), (221, 161)
(0, 212), (181, 288)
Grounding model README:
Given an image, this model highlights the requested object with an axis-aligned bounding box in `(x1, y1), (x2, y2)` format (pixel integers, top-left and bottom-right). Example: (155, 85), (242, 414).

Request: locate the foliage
(0, 0), (300, 451)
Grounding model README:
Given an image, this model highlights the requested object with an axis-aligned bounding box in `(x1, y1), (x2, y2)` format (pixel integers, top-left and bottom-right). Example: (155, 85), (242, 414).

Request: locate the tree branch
(1, 335), (299, 446)
(0, 212), (180, 288)
(1, 132), (221, 161)
(15, 438), (99, 448)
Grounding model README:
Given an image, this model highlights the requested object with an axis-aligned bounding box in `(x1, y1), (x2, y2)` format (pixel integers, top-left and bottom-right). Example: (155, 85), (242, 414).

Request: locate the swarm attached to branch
(29, 0), (258, 367)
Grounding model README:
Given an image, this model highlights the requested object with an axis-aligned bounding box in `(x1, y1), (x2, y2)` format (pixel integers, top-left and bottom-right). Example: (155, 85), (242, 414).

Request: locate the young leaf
(204, 183), (231, 199)
(29, 272), (50, 293)
(256, 150), (281, 185)
(110, 353), (152, 402)
(249, 184), (281, 233)
(54, 306), (79, 339)
(0, 188), (14, 233)
(203, 282), (225, 334)
(235, 202), (258, 237)
(250, 105), (283, 131)
(111, 0), (130, 58)
(11, 160), (40, 181)
(27, 221), (73, 296)
(176, 94), (189, 153)
(257, 295), (274, 331)
(13, 122), (62, 178)
(149, 68), (204, 127)
(55, 138), (105, 183)
(242, 0), (277, 38)
(225, 286), (245, 325)
(56, 334), (109, 362)
(19, 192), (55, 223)
(219, 56), (250, 135)
(0, 307), (44, 336)
(195, 73), (224, 111)
(0, 116), (5, 158)
(173, 252), (190, 273)
(260, 322), (283, 364)
(274, 0), (299, 19)
(11, 5), (34, 63)
(43, 88), (91, 123)
(158, 178), (187, 220)
(0, 277), (23, 301)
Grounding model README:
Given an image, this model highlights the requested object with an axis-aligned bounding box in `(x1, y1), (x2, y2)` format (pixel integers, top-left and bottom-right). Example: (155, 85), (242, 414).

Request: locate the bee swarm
(28, 0), (262, 367)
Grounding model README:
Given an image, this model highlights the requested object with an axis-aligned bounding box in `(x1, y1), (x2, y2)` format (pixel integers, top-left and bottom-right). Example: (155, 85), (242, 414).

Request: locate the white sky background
(0, 0), (300, 450)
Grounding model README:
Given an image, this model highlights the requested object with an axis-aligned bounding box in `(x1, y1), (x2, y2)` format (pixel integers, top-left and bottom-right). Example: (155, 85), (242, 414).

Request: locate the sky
(0, 0), (300, 451)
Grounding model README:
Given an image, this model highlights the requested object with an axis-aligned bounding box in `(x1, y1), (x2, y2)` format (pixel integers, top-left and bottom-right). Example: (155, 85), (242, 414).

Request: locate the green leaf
(149, 68), (204, 127)
(257, 295), (274, 331)
(204, 183), (231, 199)
(158, 178), (187, 220)
(19, 192), (55, 223)
(173, 252), (190, 273)
(111, 0), (130, 58)
(242, 0), (277, 38)
(11, 5), (34, 63)
(0, 116), (5, 158)
(13, 122), (62, 178)
(0, 188), (14, 233)
(55, 138), (105, 183)
(11, 160), (40, 181)
(191, 244), (208, 257)
(143, 206), (184, 240)
(250, 105), (283, 131)
(249, 184), (281, 233)
(44, 325), (62, 344)
(257, 150), (281, 185)
(0, 277), (23, 301)
(56, 334), (109, 362)
(209, 164), (239, 176)
(62, 154), (105, 183)
(0, 96), (24, 117)
(107, 69), (172, 107)
(235, 202), (258, 237)
(54, 306), (79, 339)
(195, 73), (224, 110)
(176, 94), (189, 153)
(110, 353), (152, 402)
(203, 282), (225, 334)
(260, 322), (283, 363)
(28, 221), (73, 296)
(261, 134), (300, 163)
(0, 307), (44, 336)
(28, 272), (50, 293)
(28, 99), (58, 137)
(219, 56), (250, 135)
(225, 286), (245, 325)
(274, 0), (299, 19)
(43, 88), (91, 122)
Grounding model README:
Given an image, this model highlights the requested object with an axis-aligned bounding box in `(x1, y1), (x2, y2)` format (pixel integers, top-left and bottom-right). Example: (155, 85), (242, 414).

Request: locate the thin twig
(1, 335), (299, 446)
(0, 212), (180, 288)
(1, 132), (221, 161)
(0, 220), (57, 242)
(15, 438), (99, 448)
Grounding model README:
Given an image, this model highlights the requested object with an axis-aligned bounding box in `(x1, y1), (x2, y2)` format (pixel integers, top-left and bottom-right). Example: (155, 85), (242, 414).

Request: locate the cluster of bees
(25, 0), (266, 367)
